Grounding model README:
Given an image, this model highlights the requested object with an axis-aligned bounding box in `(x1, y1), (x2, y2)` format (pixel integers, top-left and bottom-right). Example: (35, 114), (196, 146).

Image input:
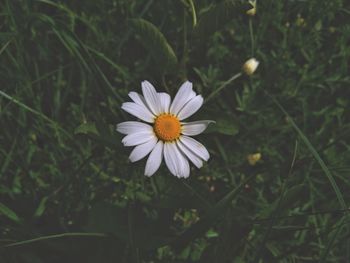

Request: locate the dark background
(1, 0), (350, 262)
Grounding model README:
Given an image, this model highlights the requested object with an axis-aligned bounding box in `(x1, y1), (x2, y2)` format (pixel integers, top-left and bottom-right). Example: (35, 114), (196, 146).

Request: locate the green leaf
(33, 197), (49, 218)
(0, 90), (72, 140)
(194, 0), (240, 39)
(74, 122), (98, 135)
(0, 202), (21, 223)
(205, 229), (219, 238)
(85, 202), (129, 241)
(183, 0), (197, 27)
(130, 18), (178, 72)
(93, 122), (120, 148)
(265, 91), (349, 262)
(171, 175), (254, 248)
(206, 117), (239, 136)
(77, 120), (120, 149)
(0, 135), (17, 179)
(279, 184), (308, 211)
(135, 192), (151, 203)
(85, 202), (172, 250)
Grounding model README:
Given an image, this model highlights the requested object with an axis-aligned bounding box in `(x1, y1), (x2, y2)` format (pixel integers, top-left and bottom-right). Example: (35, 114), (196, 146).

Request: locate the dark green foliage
(1, 0), (350, 262)
(130, 18), (178, 73)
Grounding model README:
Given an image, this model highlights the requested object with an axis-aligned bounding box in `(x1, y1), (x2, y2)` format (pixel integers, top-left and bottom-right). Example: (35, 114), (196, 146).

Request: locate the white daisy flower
(117, 81), (213, 178)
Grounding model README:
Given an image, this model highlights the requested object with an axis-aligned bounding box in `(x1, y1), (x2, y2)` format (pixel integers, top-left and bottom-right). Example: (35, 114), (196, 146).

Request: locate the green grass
(1, 0), (350, 262)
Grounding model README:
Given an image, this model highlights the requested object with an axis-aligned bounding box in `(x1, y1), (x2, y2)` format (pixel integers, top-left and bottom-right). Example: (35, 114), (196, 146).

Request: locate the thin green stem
(3, 233), (108, 248)
(205, 72), (242, 103)
(0, 40), (11, 56)
(249, 18), (255, 56)
(187, 0), (197, 27)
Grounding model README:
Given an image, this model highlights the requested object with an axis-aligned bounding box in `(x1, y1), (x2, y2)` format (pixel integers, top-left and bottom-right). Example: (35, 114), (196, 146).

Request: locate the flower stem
(205, 72), (242, 103)
(249, 18), (255, 56)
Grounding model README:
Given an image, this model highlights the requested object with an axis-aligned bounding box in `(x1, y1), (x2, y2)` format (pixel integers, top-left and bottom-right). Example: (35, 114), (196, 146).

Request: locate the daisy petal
(128, 91), (155, 118)
(121, 102), (155, 123)
(164, 142), (190, 178)
(128, 91), (151, 111)
(129, 137), (157, 162)
(180, 136), (210, 161)
(170, 81), (196, 115)
(142, 81), (161, 115)
(159, 92), (171, 113)
(122, 131), (155, 146)
(145, 140), (164, 176)
(177, 95), (203, 120)
(181, 120), (214, 136)
(176, 145), (190, 178)
(128, 91), (145, 106)
(177, 140), (203, 169)
(164, 143), (177, 176)
(116, 121), (152, 135)
(128, 91), (152, 116)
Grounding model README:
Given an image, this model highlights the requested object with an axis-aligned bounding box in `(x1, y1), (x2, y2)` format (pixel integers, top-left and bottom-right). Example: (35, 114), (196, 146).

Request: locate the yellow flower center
(154, 114), (181, 141)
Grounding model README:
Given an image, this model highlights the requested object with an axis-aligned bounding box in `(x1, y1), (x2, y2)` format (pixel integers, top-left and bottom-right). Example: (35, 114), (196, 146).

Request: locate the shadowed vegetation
(1, 0), (350, 262)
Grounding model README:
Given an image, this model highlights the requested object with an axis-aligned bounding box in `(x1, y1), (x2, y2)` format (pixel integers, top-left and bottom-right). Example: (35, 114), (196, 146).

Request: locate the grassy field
(1, 0), (350, 262)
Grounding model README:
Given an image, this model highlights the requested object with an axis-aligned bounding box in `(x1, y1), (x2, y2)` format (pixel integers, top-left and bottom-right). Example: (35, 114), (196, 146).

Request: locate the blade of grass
(264, 90), (348, 261)
(0, 134), (17, 179)
(33, 13), (123, 104)
(63, 27), (124, 104)
(30, 63), (73, 85)
(85, 46), (129, 80)
(0, 90), (72, 139)
(127, 203), (140, 263)
(0, 40), (11, 56)
(253, 207), (350, 223)
(185, 0), (197, 27)
(0, 202), (21, 223)
(116, 0), (155, 54)
(265, 91), (347, 210)
(180, 180), (212, 210)
(254, 140), (298, 261)
(171, 174), (255, 248)
(3, 232), (108, 248)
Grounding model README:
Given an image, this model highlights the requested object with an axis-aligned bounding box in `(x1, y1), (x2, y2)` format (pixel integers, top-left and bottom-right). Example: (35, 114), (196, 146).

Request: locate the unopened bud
(242, 58), (259, 75)
(246, 0), (257, 16)
(247, 153), (262, 165)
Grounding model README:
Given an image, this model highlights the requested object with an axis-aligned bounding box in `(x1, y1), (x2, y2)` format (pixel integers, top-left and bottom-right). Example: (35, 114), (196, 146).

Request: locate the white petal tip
(128, 157), (137, 163)
(141, 80), (151, 86)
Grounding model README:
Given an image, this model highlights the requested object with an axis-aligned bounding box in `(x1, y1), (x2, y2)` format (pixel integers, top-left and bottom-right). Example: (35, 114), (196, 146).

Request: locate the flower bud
(242, 58), (259, 75)
(247, 153), (261, 166)
(246, 0), (257, 16)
